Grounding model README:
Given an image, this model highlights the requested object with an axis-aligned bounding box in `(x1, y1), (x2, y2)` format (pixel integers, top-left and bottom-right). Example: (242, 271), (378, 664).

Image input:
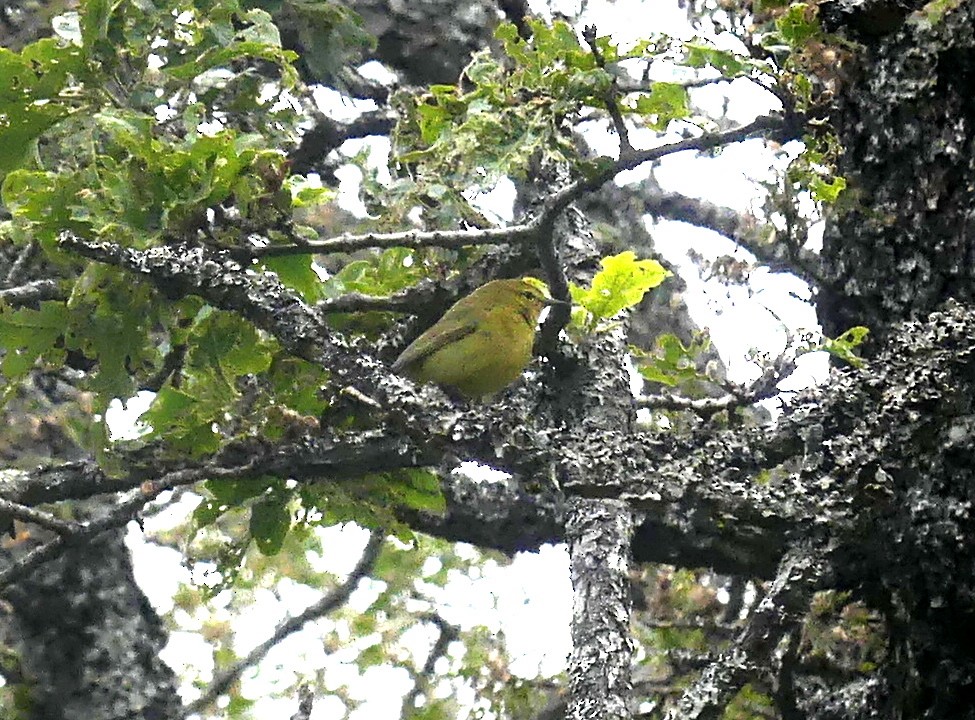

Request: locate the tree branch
(290, 110), (396, 174)
(633, 176), (825, 284)
(228, 115), (788, 261)
(401, 612), (460, 717)
(583, 24), (634, 156)
(662, 542), (831, 720)
(181, 531), (385, 718)
(0, 278), (65, 306)
(0, 498), (78, 535)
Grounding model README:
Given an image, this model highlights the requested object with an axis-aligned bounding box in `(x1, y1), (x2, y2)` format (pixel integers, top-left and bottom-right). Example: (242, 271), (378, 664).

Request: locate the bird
(392, 277), (560, 399)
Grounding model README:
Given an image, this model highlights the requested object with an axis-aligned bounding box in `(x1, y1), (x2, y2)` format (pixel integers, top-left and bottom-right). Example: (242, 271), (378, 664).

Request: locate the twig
(289, 684), (315, 720)
(637, 379), (780, 415)
(0, 537), (67, 591)
(0, 279), (65, 306)
(228, 115), (787, 261)
(0, 461), (265, 591)
(142, 343), (187, 392)
(233, 223), (537, 259)
(4, 239), (39, 286)
(534, 216), (572, 352)
(0, 498), (79, 535)
(290, 109), (396, 174)
(662, 542), (831, 720)
(583, 24), (634, 156)
(618, 74), (774, 94)
(639, 618), (737, 637)
(401, 612), (460, 716)
(317, 290), (423, 313)
(638, 349), (795, 417)
(139, 486), (192, 520)
(626, 174), (825, 284)
(543, 115), (786, 226)
(181, 531), (385, 718)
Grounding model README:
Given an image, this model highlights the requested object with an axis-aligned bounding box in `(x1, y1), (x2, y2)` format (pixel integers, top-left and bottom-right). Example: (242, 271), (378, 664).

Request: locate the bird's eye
(522, 290), (535, 299)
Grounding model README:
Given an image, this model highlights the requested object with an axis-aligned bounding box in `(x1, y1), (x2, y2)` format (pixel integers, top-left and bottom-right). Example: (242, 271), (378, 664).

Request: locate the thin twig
(543, 115), (785, 225)
(289, 683), (315, 720)
(317, 290), (422, 313)
(142, 343), (187, 392)
(636, 385), (778, 415)
(234, 223), (537, 259)
(401, 612), (460, 717)
(0, 498), (79, 535)
(638, 348), (795, 417)
(181, 531), (385, 718)
(4, 239), (39, 286)
(583, 24), (634, 156)
(229, 115), (786, 261)
(0, 279), (65, 306)
(0, 461), (265, 591)
(0, 537), (67, 591)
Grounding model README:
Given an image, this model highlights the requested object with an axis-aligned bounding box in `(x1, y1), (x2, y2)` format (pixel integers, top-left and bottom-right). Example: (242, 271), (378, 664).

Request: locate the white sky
(107, 1), (834, 717)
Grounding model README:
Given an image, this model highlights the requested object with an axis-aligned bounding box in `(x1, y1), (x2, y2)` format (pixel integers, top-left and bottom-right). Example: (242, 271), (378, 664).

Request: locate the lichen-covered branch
(566, 497), (634, 720)
(662, 542), (831, 720)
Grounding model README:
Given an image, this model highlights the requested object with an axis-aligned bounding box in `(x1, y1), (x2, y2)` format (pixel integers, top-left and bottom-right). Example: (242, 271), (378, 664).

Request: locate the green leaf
(80, 0), (117, 50)
(321, 247), (427, 299)
(683, 42), (749, 76)
(286, 174), (333, 207)
(776, 3), (821, 47)
(192, 476), (278, 532)
(809, 175), (847, 203)
(263, 255), (325, 303)
(210, 477), (277, 506)
(386, 469), (445, 514)
(820, 326), (869, 368)
(0, 40), (86, 182)
(142, 385), (224, 455)
(267, 356), (329, 416)
(166, 41), (298, 84)
(634, 333), (713, 387)
(281, 0), (374, 83)
(629, 82), (691, 130)
(910, 0), (965, 27)
(65, 266), (158, 408)
(0, 301), (68, 380)
(188, 311), (273, 378)
(250, 495), (292, 555)
(570, 251), (670, 328)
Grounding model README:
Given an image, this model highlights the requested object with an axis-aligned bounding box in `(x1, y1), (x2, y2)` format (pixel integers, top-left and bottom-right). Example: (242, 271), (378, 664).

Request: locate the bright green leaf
(820, 326), (869, 368)
(571, 251), (670, 328)
(810, 175), (847, 203)
(776, 3), (821, 47)
(630, 82), (691, 129)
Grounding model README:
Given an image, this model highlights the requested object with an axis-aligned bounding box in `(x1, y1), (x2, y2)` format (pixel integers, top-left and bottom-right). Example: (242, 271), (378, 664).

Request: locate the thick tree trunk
(814, 1), (975, 715)
(2, 530), (180, 720)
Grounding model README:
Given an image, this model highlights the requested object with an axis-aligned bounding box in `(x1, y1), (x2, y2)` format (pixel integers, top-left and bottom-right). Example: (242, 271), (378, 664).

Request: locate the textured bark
(566, 497), (633, 720)
(1, 531), (180, 720)
(820, 0), (975, 340)
(812, 1), (975, 715)
(346, 0), (498, 85)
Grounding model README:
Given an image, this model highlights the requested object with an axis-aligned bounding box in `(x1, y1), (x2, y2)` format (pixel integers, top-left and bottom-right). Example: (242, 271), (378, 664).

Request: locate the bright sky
(108, 1), (832, 717)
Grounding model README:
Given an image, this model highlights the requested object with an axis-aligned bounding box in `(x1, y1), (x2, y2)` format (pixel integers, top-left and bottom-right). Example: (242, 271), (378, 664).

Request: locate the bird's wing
(391, 318), (477, 373)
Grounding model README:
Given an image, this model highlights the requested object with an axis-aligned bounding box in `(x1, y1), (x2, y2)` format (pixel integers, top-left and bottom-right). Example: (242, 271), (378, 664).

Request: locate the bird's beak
(544, 296), (572, 307)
